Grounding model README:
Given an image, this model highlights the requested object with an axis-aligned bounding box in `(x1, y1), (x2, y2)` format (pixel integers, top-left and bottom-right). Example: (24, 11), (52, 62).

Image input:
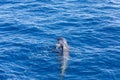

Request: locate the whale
(56, 37), (69, 80)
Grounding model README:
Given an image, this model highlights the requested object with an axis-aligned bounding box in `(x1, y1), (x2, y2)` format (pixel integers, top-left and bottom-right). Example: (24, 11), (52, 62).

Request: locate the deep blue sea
(0, 0), (120, 80)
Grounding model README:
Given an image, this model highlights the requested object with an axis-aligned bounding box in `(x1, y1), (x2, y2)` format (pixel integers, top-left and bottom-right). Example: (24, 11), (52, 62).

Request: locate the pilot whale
(56, 37), (69, 80)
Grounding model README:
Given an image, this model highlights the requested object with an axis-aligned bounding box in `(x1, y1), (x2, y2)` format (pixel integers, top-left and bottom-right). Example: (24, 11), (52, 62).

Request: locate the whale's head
(56, 37), (69, 51)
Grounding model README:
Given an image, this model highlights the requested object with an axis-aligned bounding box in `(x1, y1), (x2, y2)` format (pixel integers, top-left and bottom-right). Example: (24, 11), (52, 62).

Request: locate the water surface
(0, 0), (120, 80)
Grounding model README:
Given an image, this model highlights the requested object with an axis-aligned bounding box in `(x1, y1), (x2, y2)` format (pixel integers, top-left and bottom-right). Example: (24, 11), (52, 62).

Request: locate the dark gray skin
(56, 37), (69, 80)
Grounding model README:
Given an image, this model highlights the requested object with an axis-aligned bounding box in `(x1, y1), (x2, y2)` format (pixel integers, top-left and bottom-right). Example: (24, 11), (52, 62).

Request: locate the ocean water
(0, 0), (120, 80)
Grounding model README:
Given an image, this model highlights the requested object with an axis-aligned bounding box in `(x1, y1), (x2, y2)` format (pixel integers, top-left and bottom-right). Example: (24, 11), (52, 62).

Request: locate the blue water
(0, 0), (120, 80)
